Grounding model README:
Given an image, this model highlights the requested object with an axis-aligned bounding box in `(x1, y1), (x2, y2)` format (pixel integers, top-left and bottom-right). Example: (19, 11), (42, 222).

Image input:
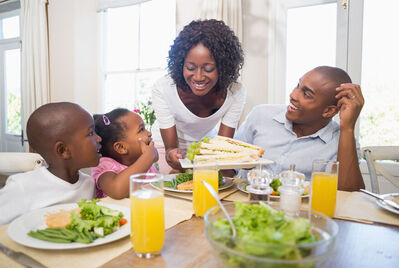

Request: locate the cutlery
(0, 243), (46, 268)
(201, 180), (237, 238)
(360, 189), (399, 210)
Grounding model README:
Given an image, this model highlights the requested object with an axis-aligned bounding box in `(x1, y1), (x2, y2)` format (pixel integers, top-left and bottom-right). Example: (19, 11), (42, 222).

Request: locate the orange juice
(311, 172), (338, 217)
(130, 190), (164, 254)
(193, 169), (218, 217)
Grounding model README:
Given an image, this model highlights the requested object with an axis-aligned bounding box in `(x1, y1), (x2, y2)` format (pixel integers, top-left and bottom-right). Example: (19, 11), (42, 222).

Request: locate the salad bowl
(204, 201), (338, 268)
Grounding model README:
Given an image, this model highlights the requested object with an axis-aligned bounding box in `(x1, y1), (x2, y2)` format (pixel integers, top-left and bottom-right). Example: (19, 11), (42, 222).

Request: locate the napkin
(0, 196), (193, 268)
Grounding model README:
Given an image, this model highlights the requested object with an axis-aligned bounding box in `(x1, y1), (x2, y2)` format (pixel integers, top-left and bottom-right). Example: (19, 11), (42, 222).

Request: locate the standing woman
(151, 19), (245, 173)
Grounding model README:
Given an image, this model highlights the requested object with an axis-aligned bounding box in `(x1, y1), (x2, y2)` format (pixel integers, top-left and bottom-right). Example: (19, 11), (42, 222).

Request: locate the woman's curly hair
(168, 19), (244, 93)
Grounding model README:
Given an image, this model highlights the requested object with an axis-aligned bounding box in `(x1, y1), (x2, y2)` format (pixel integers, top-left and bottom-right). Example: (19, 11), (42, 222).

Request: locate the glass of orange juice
(130, 173), (164, 258)
(193, 159), (218, 217)
(310, 160), (339, 218)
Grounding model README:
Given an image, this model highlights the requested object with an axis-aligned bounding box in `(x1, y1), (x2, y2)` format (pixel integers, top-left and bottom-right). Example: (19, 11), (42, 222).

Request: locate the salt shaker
(278, 165), (305, 217)
(246, 169), (272, 201)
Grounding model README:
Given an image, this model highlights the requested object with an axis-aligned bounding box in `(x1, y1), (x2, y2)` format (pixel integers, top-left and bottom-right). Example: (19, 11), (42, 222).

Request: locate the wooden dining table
(102, 203), (399, 268)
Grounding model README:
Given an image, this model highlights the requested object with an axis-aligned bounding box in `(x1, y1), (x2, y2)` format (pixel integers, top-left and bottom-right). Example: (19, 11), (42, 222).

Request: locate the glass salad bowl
(204, 201), (338, 268)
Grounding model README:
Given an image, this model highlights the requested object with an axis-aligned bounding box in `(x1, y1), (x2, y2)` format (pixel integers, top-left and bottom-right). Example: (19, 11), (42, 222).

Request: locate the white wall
(47, 0), (270, 117)
(48, 0), (101, 114)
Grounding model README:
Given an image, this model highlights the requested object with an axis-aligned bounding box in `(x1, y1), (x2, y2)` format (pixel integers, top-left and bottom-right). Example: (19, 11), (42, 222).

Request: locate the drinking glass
(310, 160), (339, 217)
(130, 173), (164, 258)
(193, 159), (218, 217)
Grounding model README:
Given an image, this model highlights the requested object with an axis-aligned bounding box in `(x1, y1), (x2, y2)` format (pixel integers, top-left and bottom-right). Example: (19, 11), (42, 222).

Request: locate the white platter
(179, 158), (273, 170)
(162, 174), (234, 193)
(375, 193), (399, 215)
(8, 202), (130, 250)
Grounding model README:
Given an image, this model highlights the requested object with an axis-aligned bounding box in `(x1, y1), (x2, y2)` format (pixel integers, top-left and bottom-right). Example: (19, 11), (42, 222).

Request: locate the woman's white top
(151, 75), (246, 149)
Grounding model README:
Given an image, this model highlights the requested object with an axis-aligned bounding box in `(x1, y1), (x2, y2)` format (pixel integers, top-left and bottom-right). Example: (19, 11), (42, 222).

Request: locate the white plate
(163, 174), (234, 193)
(375, 193), (399, 215)
(179, 158), (273, 170)
(237, 181), (310, 199)
(8, 202), (130, 250)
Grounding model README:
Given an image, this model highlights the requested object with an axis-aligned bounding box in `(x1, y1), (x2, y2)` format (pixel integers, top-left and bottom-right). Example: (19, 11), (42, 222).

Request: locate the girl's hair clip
(103, 115), (111, 126)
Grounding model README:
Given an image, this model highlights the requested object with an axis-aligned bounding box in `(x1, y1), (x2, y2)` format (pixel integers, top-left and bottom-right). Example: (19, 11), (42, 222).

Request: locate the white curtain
(20, 0), (50, 148)
(200, 0), (242, 41)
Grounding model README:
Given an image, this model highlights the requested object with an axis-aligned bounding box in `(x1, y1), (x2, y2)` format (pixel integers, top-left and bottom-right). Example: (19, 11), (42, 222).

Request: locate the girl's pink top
(91, 157), (158, 198)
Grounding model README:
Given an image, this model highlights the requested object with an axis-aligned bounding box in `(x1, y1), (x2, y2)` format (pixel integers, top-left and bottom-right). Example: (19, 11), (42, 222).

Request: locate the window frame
(0, 9), (22, 151)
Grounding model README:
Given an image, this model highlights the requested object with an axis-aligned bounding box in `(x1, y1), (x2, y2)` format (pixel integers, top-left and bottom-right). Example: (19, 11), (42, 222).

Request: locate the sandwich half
(208, 136), (264, 157)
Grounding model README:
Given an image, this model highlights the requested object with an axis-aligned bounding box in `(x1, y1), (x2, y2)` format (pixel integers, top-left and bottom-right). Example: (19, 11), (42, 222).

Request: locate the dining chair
(0, 152), (45, 176)
(361, 146), (399, 194)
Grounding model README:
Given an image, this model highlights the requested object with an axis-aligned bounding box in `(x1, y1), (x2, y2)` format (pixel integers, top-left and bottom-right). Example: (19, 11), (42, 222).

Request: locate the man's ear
(55, 141), (71, 159)
(113, 142), (128, 154)
(322, 105), (339, 119)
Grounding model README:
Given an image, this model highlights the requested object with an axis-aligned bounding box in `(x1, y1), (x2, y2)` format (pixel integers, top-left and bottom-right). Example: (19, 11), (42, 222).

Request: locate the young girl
(92, 108), (158, 199)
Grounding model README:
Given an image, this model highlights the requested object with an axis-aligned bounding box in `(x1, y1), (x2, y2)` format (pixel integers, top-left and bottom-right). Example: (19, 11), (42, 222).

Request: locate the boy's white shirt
(0, 166), (95, 225)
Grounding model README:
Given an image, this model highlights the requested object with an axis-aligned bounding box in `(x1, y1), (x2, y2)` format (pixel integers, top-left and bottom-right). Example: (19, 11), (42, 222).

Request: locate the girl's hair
(93, 108), (130, 157)
(168, 19), (244, 93)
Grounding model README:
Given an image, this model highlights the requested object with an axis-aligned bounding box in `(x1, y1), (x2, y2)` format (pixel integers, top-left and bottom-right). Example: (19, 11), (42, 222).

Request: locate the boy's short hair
(26, 102), (85, 161)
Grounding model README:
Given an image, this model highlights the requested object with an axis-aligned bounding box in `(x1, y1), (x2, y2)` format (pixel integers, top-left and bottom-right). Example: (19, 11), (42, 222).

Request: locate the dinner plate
(375, 193), (399, 215)
(179, 158), (273, 170)
(163, 174), (234, 193)
(236, 181), (310, 199)
(8, 202), (130, 250)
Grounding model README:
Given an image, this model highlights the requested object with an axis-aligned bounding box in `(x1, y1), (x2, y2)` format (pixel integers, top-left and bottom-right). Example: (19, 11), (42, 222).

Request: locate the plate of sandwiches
(179, 136), (273, 170)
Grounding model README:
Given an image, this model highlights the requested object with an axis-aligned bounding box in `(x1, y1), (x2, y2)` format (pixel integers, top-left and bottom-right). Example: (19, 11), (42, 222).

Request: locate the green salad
(164, 169), (224, 190)
(209, 202), (319, 267)
(28, 199), (126, 244)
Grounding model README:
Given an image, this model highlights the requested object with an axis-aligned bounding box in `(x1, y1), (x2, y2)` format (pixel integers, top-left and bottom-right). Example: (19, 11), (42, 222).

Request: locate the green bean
(28, 231), (72, 243)
(75, 232), (91, 244)
(37, 229), (74, 240)
(39, 228), (78, 241)
(60, 229), (79, 240)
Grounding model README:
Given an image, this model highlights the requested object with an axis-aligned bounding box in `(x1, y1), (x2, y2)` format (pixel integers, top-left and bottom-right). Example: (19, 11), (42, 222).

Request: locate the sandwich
(207, 136), (264, 157)
(187, 136), (264, 163)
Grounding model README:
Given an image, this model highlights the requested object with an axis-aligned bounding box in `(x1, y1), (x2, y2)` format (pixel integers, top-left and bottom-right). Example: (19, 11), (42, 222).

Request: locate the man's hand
(166, 148), (185, 170)
(336, 83), (364, 131)
(139, 138), (158, 162)
(335, 83), (365, 191)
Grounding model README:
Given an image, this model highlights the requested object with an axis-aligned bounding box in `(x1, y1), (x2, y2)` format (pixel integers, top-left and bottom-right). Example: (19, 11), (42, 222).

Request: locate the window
(101, 0), (175, 112)
(0, 9), (21, 151)
(270, 0), (399, 147)
(359, 0), (399, 146)
(285, 3), (336, 100)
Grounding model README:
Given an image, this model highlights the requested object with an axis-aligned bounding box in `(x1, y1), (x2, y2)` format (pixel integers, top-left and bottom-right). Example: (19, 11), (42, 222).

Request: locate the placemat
(223, 189), (399, 226)
(0, 196), (193, 268)
(334, 191), (399, 226)
(164, 178), (239, 201)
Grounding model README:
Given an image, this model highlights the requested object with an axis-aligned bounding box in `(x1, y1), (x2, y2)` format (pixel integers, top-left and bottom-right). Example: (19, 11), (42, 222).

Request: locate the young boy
(0, 102), (102, 225)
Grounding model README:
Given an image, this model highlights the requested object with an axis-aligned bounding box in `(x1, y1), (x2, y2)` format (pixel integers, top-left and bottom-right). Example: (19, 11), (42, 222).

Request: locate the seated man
(0, 102), (101, 225)
(235, 66), (365, 191)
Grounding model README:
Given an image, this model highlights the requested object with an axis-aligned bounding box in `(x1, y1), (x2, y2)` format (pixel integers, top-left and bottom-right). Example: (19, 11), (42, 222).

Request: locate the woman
(152, 19), (246, 173)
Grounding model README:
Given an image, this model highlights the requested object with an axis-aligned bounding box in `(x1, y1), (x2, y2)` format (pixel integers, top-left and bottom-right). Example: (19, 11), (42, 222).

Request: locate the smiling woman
(151, 19), (246, 174)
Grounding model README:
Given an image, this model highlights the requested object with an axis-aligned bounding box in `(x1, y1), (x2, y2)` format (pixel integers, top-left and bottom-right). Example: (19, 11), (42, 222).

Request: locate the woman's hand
(166, 148), (186, 170)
